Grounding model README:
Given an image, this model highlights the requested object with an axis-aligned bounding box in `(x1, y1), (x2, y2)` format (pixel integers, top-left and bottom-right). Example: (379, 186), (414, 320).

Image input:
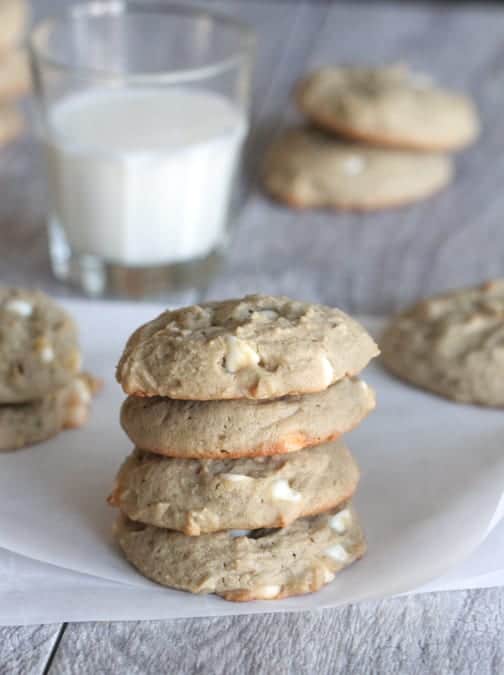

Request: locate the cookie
(120, 376), (375, 459)
(115, 504), (365, 601)
(0, 288), (81, 403)
(381, 279), (504, 406)
(0, 50), (30, 100)
(0, 105), (23, 147)
(116, 294), (379, 400)
(295, 64), (479, 151)
(108, 440), (359, 535)
(0, 0), (29, 53)
(0, 372), (102, 451)
(263, 127), (453, 211)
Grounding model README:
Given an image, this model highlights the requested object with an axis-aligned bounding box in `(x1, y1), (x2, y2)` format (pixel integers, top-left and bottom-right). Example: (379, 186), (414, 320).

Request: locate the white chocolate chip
(320, 356), (334, 387)
(324, 544), (350, 563)
(321, 567), (336, 584)
(254, 585), (281, 599)
(71, 377), (92, 405)
(229, 529), (252, 538)
(5, 299), (33, 317)
(40, 345), (54, 363)
(329, 509), (352, 535)
(153, 503), (170, 518)
(224, 336), (260, 373)
(222, 473), (253, 483)
(271, 479), (302, 503)
(255, 309), (278, 321)
(342, 155), (366, 176)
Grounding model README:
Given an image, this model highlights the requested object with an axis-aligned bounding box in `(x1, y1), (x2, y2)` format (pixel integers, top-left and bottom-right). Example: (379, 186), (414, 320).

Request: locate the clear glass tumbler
(29, 2), (254, 298)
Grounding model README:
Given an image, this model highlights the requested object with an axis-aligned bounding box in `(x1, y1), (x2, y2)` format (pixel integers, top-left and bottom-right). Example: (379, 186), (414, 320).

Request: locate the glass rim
(28, 0), (255, 85)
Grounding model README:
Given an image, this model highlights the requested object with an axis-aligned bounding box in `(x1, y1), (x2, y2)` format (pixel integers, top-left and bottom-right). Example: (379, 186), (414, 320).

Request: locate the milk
(45, 88), (247, 266)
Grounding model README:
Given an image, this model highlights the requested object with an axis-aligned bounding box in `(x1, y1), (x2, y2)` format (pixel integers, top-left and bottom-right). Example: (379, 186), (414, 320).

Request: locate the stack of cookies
(0, 0), (30, 148)
(0, 287), (100, 451)
(264, 64), (480, 211)
(110, 294), (379, 602)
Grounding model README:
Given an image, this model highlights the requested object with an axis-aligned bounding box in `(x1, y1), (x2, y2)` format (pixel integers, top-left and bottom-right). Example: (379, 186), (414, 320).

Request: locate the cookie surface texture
(263, 127), (453, 211)
(0, 372), (101, 451)
(109, 440), (360, 534)
(120, 376), (375, 458)
(0, 50), (30, 100)
(116, 294), (379, 400)
(0, 0), (29, 53)
(0, 288), (80, 403)
(295, 64), (479, 151)
(116, 505), (365, 601)
(381, 279), (504, 406)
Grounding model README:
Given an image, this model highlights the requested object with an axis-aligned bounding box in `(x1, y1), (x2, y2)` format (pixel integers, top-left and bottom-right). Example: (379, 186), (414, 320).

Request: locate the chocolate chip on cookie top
(116, 294), (379, 400)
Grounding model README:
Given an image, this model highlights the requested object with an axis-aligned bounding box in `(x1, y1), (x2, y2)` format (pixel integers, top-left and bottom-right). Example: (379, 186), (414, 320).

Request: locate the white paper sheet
(1, 301), (504, 622)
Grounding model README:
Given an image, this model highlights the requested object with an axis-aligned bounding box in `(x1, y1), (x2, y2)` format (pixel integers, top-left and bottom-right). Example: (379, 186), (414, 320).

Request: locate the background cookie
(109, 440), (360, 534)
(295, 64), (479, 151)
(0, 105), (23, 147)
(0, 372), (101, 451)
(120, 377), (375, 458)
(0, 288), (80, 403)
(0, 0), (29, 54)
(116, 294), (379, 400)
(116, 505), (365, 601)
(0, 50), (30, 100)
(381, 279), (504, 406)
(264, 128), (453, 211)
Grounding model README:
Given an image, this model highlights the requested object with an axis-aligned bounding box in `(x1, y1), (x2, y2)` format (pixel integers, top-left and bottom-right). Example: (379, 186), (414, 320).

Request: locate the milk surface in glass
(46, 88), (247, 266)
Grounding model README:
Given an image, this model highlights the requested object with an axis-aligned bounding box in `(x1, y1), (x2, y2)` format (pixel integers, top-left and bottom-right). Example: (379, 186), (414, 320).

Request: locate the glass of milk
(29, 2), (254, 297)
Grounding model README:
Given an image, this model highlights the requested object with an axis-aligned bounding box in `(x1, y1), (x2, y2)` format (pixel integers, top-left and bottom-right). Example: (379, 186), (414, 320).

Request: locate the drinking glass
(29, 2), (254, 298)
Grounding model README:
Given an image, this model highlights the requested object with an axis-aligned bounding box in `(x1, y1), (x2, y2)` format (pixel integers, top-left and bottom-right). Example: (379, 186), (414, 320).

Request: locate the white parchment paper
(0, 300), (503, 622)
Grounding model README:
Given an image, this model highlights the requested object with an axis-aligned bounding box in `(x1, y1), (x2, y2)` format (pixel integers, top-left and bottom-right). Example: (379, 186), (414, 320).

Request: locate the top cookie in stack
(116, 294), (377, 400)
(263, 64), (480, 211)
(0, 288), (100, 450)
(0, 0), (30, 148)
(111, 295), (379, 602)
